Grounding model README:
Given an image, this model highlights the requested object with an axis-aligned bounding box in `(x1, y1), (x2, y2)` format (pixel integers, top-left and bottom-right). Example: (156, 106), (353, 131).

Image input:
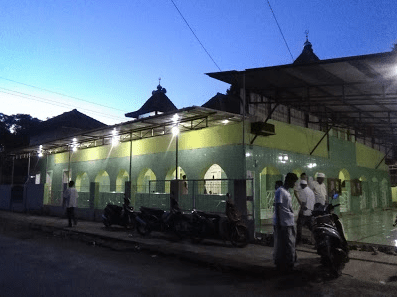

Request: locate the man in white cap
(296, 179), (315, 245)
(310, 172), (327, 205)
(293, 172), (307, 205)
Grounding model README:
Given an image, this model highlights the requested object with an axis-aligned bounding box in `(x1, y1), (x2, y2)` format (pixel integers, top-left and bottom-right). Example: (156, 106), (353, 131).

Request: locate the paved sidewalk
(1, 210), (397, 285)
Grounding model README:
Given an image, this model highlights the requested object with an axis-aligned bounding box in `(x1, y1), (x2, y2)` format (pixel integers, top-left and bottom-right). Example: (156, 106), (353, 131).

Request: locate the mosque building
(2, 39), (396, 236)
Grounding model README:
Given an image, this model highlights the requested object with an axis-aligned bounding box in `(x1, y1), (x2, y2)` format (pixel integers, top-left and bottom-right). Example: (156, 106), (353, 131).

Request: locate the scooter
(190, 194), (249, 247)
(311, 193), (349, 277)
(102, 197), (136, 229)
(135, 197), (190, 238)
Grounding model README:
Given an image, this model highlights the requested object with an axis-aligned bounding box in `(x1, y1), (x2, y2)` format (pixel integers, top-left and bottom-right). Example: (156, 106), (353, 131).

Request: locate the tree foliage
(0, 113), (41, 151)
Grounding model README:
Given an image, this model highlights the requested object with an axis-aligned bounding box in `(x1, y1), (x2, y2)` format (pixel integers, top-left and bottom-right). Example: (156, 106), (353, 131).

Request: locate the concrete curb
(0, 211), (277, 275)
(2, 210), (397, 279)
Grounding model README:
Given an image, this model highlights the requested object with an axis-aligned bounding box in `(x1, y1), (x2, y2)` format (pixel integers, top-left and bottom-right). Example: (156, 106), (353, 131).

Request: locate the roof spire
(304, 30), (311, 47)
(153, 79), (167, 95)
(293, 31), (320, 64)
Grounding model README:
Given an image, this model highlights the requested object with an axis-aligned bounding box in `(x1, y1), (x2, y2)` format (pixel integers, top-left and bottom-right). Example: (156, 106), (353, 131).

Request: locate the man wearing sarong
(273, 172), (298, 271)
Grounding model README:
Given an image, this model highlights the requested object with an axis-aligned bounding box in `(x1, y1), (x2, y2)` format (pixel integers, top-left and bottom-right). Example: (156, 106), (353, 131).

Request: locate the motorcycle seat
(140, 207), (165, 217)
(193, 210), (221, 219)
(313, 214), (334, 225)
(106, 204), (123, 213)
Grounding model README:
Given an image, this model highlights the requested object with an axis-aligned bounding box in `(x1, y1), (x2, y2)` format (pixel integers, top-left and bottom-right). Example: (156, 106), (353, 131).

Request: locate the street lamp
(172, 125), (180, 180)
(172, 114), (180, 181)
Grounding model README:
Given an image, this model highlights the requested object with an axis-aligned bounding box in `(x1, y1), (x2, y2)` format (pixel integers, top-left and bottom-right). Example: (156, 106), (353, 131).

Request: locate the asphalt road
(0, 227), (396, 297)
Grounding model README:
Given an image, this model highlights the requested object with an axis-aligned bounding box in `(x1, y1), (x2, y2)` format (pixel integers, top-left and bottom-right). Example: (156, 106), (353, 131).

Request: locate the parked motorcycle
(190, 194), (249, 247)
(311, 194), (349, 277)
(135, 197), (190, 238)
(102, 197), (136, 229)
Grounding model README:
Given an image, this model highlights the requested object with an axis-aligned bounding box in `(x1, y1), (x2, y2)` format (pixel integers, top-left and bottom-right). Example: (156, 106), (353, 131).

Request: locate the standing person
(296, 180), (315, 245)
(63, 180), (78, 227)
(181, 175), (188, 195)
(310, 173), (327, 205)
(293, 173), (307, 203)
(274, 180), (283, 191)
(273, 173), (298, 272)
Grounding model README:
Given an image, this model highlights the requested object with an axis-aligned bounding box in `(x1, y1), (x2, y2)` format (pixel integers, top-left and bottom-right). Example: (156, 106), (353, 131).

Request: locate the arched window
(95, 170), (110, 192)
(203, 164), (227, 195)
(338, 169), (351, 213)
(371, 177), (379, 209)
(380, 178), (389, 208)
(116, 170), (129, 193)
(137, 168), (156, 193)
(76, 172), (90, 208)
(359, 176), (368, 210)
(165, 166), (186, 193)
(76, 172), (90, 192)
(259, 166), (282, 219)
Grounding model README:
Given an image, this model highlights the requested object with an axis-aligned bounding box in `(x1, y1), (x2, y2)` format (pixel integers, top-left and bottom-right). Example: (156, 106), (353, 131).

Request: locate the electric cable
(169, 0), (222, 72)
(0, 89), (126, 122)
(0, 76), (128, 113)
(265, 0), (294, 62)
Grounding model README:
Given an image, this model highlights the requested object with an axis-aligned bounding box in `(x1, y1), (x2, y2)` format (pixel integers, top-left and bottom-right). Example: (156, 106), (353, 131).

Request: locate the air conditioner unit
(251, 122), (275, 137)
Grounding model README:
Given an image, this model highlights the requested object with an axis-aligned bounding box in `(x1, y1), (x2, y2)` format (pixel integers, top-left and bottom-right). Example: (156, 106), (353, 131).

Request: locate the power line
(170, 0), (222, 72)
(0, 89), (126, 121)
(265, 0), (294, 62)
(0, 76), (128, 113)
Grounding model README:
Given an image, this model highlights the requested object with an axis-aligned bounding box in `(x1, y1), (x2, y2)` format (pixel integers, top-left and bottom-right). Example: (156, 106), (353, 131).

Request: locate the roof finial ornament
(304, 30), (312, 48)
(153, 78), (167, 95)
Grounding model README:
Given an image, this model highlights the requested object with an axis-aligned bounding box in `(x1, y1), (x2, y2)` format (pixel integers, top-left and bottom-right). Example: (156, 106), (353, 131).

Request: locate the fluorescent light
(172, 126), (179, 136)
(172, 114), (179, 123)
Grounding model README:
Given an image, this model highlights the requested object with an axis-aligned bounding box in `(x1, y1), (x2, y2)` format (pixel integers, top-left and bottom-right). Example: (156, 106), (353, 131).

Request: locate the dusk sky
(1, 0), (396, 125)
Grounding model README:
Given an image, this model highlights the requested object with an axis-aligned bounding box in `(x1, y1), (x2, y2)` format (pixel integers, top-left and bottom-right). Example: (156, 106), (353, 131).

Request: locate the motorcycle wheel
(103, 218), (111, 228)
(329, 250), (345, 277)
(173, 219), (190, 239)
(190, 237), (204, 244)
(125, 216), (136, 230)
(230, 225), (249, 248)
(325, 241), (343, 277)
(136, 222), (151, 236)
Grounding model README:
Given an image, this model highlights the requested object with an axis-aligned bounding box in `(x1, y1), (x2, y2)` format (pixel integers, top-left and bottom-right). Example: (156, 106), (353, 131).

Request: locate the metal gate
(261, 189), (301, 220)
(340, 190), (350, 213)
(138, 178), (252, 213)
(360, 191), (366, 210)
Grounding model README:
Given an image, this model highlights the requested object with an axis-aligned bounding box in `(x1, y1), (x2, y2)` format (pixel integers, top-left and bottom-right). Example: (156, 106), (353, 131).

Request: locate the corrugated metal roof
(14, 106), (242, 156)
(207, 50), (397, 147)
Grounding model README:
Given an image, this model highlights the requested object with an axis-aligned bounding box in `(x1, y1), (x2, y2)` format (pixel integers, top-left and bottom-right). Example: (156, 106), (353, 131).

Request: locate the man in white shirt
(273, 172), (299, 272)
(296, 180), (315, 245)
(63, 180), (78, 227)
(310, 172), (327, 205)
(293, 172), (307, 205)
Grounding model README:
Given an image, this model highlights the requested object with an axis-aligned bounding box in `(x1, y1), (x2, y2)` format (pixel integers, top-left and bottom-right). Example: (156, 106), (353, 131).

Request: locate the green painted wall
(252, 120), (328, 158)
(356, 142), (388, 171)
(392, 187), (397, 203)
(246, 127), (391, 225)
(37, 118), (391, 225)
(53, 122), (244, 165)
